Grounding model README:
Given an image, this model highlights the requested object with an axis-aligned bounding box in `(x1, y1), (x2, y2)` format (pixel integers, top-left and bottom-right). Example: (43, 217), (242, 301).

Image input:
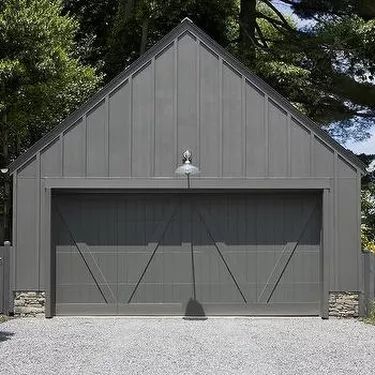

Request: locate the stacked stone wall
(14, 292), (45, 316)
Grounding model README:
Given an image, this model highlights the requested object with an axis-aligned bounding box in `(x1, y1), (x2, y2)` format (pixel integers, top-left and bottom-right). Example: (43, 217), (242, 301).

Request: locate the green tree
(62, 0), (118, 69)
(359, 154), (375, 252)
(105, 0), (237, 80)
(274, 0), (375, 142)
(0, 0), (101, 241)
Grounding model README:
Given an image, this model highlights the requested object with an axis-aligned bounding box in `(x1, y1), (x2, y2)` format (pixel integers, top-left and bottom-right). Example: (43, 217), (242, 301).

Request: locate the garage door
(52, 192), (321, 316)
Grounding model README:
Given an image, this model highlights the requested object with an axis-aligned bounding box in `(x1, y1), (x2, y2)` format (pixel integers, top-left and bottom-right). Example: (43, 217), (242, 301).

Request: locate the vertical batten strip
(321, 188), (331, 318)
(36, 152), (41, 289)
(173, 39), (178, 166)
(287, 113), (291, 177)
(241, 76), (246, 176)
(59, 134), (64, 176)
(196, 40), (201, 166)
(333, 151), (339, 288)
(356, 170), (362, 289)
(219, 57), (223, 177)
(44, 187), (52, 318)
(310, 132), (314, 177)
(129, 75), (133, 177)
(105, 95), (110, 177)
(151, 57), (156, 177)
(264, 94), (269, 176)
(83, 114), (87, 177)
(12, 172), (17, 291)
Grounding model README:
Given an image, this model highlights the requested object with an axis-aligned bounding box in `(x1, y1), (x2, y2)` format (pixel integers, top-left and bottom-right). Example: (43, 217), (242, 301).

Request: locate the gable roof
(8, 18), (366, 173)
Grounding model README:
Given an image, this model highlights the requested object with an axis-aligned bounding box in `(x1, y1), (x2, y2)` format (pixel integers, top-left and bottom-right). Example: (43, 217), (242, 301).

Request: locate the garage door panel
(130, 283), (192, 303)
(194, 248), (237, 286)
(270, 283), (320, 303)
(256, 251), (284, 284)
(56, 283), (116, 304)
(193, 247), (216, 282)
(141, 252), (192, 284)
(142, 251), (191, 283)
(195, 283), (246, 303)
(117, 284), (192, 304)
(154, 251), (192, 283)
(283, 252), (320, 282)
(87, 250), (118, 284)
(217, 252), (258, 284)
(117, 252), (151, 284)
(256, 199), (284, 245)
(239, 283), (258, 301)
(56, 252), (93, 284)
(54, 192), (321, 315)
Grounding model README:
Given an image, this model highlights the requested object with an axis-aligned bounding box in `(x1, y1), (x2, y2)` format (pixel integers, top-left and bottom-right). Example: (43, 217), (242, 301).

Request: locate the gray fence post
(2, 241), (10, 315)
(370, 253), (375, 309)
(363, 251), (375, 316)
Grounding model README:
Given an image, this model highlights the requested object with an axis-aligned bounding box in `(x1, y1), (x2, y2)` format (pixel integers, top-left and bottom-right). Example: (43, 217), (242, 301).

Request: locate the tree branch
(255, 22), (269, 48)
(256, 12), (289, 28)
(238, 20), (268, 50)
(259, 0), (294, 31)
(277, 0), (296, 6)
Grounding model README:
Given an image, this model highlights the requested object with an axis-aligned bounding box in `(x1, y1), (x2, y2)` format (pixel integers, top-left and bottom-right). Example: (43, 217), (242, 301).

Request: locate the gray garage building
(8, 19), (365, 318)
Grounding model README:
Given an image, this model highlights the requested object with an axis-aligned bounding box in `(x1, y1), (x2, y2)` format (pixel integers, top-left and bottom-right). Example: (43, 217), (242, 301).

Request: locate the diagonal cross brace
(56, 206), (116, 304)
(196, 207), (248, 304)
(257, 242), (298, 303)
(258, 202), (319, 303)
(76, 242), (117, 304)
(127, 206), (178, 304)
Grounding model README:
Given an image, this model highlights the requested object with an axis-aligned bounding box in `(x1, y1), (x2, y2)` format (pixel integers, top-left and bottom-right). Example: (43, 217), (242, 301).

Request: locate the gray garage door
(52, 192), (321, 316)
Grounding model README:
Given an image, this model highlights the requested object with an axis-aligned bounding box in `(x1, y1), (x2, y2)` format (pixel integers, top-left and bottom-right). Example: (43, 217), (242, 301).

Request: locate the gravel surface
(0, 317), (374, 375)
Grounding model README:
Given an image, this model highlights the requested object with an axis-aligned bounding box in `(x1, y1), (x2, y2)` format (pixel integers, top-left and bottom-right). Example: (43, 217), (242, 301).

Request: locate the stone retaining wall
(14, 291), (45, 316)
(329, 292), (359, 318)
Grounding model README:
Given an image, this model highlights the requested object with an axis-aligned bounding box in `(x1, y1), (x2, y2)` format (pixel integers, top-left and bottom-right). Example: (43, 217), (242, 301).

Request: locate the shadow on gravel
(184, 298), (207, 320)
(0, 331), (14, 343)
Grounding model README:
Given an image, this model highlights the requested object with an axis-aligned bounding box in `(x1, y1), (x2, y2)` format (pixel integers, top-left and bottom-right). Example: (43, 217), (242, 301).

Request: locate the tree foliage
(0, 0), (101, 153)
(62, 0), (118, 69)
(359, 154), (375, 252)
(105, 0), (237, 79)
(0, 0), (101, 241)
(276, 0), (375, 142)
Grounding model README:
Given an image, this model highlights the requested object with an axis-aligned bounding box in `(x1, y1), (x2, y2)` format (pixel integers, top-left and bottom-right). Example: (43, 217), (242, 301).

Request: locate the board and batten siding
(12, 30), (361, 293)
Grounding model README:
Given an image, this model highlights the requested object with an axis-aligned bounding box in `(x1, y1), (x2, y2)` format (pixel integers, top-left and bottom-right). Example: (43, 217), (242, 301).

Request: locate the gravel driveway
(0, 317), (374, 375)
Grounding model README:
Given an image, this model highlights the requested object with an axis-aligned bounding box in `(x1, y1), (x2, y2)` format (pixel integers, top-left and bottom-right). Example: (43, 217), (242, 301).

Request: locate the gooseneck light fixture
(175, 150), (200, 187)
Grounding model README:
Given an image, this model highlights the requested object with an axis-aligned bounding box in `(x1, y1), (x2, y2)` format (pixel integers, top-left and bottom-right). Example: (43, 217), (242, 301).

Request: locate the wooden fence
(363, 251), (375, 315)
(0, 242), (10, 315)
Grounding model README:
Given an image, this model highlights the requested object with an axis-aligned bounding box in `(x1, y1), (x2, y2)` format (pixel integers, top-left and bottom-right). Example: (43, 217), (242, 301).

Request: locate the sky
(272, 1), (375, 155)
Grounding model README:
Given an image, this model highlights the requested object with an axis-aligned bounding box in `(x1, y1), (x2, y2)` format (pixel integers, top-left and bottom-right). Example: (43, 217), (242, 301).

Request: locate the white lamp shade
(175, 163), (200, 176)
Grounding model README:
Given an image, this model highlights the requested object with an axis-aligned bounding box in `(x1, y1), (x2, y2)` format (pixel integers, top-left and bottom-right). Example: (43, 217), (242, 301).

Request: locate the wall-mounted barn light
(1, 168), (9, 174)
(175, 150), (200, 187)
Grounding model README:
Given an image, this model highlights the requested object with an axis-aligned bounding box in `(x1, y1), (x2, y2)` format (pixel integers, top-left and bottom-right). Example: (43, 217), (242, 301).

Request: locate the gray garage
(8, 19), (365, 317)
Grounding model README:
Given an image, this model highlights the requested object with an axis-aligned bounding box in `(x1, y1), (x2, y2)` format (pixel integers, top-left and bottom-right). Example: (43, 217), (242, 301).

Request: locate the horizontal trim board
(52, 189), (322, 195)
(44, 177), (331, 190)
(55, 302), (320, 316)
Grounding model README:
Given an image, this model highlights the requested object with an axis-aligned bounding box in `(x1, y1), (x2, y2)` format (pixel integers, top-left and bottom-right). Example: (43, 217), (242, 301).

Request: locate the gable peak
(181, 17), (194, 24)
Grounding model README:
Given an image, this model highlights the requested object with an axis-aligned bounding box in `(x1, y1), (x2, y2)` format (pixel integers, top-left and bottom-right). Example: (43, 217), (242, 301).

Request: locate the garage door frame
(41, 178), (331, 318)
